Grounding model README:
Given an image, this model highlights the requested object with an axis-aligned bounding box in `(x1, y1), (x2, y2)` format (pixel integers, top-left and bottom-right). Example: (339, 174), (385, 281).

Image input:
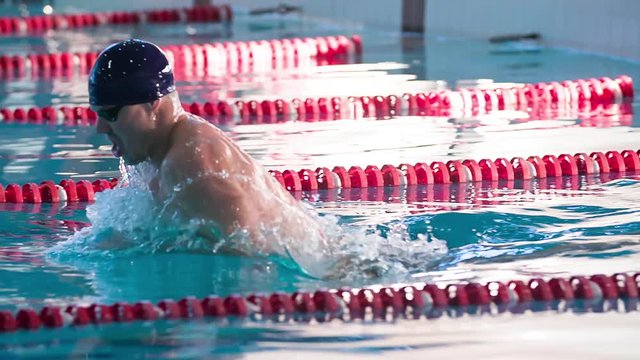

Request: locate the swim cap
(88, 39), (175, 107)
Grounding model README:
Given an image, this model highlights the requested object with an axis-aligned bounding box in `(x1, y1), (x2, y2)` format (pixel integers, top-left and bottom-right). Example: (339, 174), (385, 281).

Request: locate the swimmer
(89, 39), (326, 260)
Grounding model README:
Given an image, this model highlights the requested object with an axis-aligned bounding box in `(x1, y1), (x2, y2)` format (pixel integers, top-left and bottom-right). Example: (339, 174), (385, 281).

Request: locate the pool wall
(53, 0), (640, 61)
(427, 0), (640, 61)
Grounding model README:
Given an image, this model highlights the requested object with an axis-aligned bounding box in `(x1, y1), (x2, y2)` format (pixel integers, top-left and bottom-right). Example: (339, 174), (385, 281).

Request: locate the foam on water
(47, 158), (449, 281)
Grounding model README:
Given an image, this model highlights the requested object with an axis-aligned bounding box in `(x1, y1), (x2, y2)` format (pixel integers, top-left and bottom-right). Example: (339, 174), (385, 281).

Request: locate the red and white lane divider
(0, 179), (117, 204)
(0, 34), (362, 79)
(406, 75), (633, 116)
(1, 172), (626, 216)
(166, 34), (362, 76)
(0, 5), (232, 35)
(291, 170), (633, 203)
(0, 272), (637, 332)
(0, 101), (631, 128)
(0, 149), (637, 204)
(0, 75), (632, 126)
(189, 75), (632, 123)
(271, 149), (640, 192)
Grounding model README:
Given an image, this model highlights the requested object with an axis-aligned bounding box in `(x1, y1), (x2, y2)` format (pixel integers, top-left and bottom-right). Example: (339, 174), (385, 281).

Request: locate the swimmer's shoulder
(171, 113), (224, 143)
(167, 115), (226, 154)
(162, 114), (233, 175)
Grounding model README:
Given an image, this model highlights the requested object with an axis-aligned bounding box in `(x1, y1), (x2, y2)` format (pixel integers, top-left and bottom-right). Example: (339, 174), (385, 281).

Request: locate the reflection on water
(0, 7), (638, 358)
(0, 176), (638, 311)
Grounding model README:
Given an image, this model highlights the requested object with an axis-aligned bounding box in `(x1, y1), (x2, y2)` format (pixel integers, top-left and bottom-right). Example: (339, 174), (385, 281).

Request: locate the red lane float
(1, 149), (637, 204)
(189, 75), (633, 122)
(0, 75), (633, 126)
(0, 34), (361, 79)
(0, 272), (637, 333)
(0, 5), (232, 36)
(285, 168), (634, 203)
(0, 171), (628, 219)
(0, 178), (117, 204)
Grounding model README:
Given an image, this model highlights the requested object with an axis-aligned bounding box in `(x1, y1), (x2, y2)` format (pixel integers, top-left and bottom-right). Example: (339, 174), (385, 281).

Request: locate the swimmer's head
(89, 39), (175, 107)
(90, 39), (179, 166)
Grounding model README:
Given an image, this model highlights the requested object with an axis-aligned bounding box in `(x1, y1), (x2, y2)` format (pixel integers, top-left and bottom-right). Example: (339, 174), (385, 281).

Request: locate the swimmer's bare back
(154, 114), (323, 256)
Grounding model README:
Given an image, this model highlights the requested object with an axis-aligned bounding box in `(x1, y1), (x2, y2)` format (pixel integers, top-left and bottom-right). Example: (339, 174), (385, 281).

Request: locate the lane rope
(1, 172), (630, 219)
(0, 272), (637, 333)
(0, 5), (232, 36)
(0, 149), (637, 203)
(0, 75), (632, 126)
(0, 34), (362, 79)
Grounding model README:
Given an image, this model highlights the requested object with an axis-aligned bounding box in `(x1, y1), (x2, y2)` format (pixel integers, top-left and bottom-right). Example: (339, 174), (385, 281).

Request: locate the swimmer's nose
(96, 117), (110, 134)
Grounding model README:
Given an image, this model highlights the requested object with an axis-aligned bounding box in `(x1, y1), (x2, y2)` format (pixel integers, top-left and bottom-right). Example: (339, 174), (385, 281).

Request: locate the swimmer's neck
(147, 112), (188, 168)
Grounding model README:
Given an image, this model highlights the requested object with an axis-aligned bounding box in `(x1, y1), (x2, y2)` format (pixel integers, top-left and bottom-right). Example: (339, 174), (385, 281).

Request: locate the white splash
(48, 160), (448, 280)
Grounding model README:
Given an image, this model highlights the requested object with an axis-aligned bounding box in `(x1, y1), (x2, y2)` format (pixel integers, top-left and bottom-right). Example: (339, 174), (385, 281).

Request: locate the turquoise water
(0, 5), (639, 358)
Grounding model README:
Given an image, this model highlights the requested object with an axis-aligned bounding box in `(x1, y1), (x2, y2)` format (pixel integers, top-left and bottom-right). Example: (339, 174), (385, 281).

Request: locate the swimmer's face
(94, 101), (158, 165)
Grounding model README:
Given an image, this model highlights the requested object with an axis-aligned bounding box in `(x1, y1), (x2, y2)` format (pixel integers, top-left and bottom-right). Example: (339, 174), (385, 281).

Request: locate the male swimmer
(89, 39), (326, 263)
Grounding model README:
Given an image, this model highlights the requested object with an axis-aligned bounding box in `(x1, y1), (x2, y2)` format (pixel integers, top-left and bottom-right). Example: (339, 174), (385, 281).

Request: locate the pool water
(0, 4), (639, 358)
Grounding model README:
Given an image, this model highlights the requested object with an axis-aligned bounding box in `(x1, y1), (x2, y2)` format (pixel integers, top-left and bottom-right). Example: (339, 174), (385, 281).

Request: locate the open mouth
(108, 135), (123, 158)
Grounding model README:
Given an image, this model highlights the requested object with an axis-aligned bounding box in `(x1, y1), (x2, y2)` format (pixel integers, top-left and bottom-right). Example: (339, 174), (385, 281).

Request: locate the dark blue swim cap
(88, 39), (175, 107)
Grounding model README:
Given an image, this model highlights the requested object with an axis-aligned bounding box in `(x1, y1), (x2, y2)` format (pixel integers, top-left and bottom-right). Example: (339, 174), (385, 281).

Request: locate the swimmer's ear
(149, 99), (161, 112)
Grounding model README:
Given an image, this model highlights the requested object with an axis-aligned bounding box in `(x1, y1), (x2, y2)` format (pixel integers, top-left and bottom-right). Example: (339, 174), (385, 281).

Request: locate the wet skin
(93, 95), (324, 257)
